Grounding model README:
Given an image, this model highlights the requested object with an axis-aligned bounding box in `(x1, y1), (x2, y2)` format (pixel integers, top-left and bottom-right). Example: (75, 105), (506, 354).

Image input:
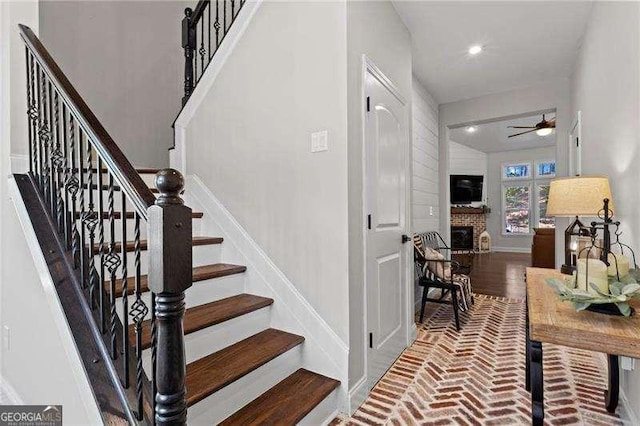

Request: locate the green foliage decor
(546, 269), (640, 317)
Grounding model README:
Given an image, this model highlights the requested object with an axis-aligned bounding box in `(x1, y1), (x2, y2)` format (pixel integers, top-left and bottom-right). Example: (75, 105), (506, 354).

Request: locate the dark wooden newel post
(148, 169), (193, 425)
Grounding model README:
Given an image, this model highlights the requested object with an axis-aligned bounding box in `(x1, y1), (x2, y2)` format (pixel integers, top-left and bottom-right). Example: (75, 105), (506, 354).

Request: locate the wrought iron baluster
(223, 0), (227, 33)
(28, 54), (39, 177)
(38, 67), (50, 200)
(215, 0), (220, 49)
(194, 30), (198, 82)
(199, 19), (205, 81)
(130, 213), (147, 420)
(67, 115), (80, 267)
(61, 103), (71, 247)
(25, 47), (34, 175)
(83, 143), (99, 304)
(47, 80), (55, 214)
(207, 4), (211, 63)
(231, 0), (235, 20)
(97, 158), (106, 332)
(35, 62), (43, 188)
(121, 191), (130, 388)
(78, 131), (87, 285)
(52, 90), (66, 234)
(106, 173), (120, 359)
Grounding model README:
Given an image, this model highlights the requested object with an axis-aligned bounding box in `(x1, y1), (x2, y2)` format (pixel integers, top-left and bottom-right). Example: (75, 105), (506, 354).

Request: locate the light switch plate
(311, 130), (328, 153)
(622, 356), (635, 371)
(429, 206), (434, 216)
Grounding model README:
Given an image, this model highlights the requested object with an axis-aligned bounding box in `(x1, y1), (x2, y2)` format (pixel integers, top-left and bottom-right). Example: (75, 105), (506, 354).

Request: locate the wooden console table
(525, 268), (640, 425)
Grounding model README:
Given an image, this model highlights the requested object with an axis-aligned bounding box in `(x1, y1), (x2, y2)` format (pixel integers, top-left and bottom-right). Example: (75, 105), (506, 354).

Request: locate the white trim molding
(492, 246), (532, 254)
(10, 154), (28, 173)
(172, 0), (263, 174)
(185, 175), (349, 413)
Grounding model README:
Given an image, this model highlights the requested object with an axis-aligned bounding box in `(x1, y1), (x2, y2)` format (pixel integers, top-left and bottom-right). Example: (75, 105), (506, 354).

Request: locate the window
(537, 183), (554, 228)
(536, 160), (556, 178)
(503, 185), (531, 234)
(501, 160), (556, 235)
(503, 163), (531, 180)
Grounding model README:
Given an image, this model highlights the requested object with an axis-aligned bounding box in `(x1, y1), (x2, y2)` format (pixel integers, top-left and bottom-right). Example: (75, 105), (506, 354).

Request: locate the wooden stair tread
(75, 211), (203, 219)
(90, 236), (223, 253)
(185, 329), (304, 407)
(129, 294), (273, 350)
(110, 263), (246, 296)
(74, 167), (162, 174)
(219, 368), (340, 425)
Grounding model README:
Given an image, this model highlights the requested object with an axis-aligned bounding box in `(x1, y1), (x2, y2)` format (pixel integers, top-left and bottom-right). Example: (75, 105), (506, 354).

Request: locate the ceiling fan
(508, 114), (556, 138)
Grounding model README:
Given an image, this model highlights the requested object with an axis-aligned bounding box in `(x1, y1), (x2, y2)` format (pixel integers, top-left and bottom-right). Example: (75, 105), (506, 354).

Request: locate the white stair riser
(114, 273), (246, 324)
(140, 307), (271, 375)
(187, 346), (303, 426)
(74, 217), (203, 242)
(93, 243), (222, 278)
(299, 388), (340, 426)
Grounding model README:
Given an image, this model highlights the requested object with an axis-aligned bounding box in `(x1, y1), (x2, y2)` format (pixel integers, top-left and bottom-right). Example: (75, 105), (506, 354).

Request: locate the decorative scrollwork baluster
(105, 173), (121, 359)
(97, 158), (106, 333)
(84, 144), (99, 305)
(78, 132), (87, 285)
(66, 116), (80, 267)
(199, 20), (205, 81)
(52, 91), (66, 234)
(121, 190), (130, 388)
(129, 213), (147, 420)
(38, 67), (51, 201)
(25, 48), (34, 175)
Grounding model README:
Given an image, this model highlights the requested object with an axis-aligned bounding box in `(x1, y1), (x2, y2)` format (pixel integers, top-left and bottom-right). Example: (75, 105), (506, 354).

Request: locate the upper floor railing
(181, 0), (246, 104)
(19, 24), (192, 425)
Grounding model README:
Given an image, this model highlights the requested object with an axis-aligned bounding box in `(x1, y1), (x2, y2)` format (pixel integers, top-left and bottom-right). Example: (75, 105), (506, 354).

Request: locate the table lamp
(546, 176), (614, 275)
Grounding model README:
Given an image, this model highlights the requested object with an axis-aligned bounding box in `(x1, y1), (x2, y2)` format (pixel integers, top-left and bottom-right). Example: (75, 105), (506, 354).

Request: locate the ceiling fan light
(536, 128), (553, 137)
(466, 126), (477, 133)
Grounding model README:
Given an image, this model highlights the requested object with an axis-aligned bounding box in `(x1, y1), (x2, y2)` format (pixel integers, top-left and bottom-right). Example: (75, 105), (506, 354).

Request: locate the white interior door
(364, 62), (408, 389)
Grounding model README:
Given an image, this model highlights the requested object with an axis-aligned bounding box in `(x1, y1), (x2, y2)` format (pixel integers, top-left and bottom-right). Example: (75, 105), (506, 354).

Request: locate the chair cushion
(423, 247), (452, 280)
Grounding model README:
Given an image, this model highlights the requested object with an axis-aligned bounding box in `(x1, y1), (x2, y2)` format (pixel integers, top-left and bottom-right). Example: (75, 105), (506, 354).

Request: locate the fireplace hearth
(451, 226), (474, 251)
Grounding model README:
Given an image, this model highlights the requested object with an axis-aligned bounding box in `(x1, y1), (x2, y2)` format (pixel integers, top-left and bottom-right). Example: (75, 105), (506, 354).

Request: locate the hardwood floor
(455, 252), (531, 299)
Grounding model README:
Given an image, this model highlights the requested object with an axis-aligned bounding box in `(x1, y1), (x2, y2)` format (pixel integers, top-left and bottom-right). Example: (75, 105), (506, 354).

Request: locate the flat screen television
(450, 175), (483, 204)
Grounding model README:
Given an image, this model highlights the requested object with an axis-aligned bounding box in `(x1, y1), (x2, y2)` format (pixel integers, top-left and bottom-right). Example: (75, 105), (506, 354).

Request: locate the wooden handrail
(18, 24), (157, 219)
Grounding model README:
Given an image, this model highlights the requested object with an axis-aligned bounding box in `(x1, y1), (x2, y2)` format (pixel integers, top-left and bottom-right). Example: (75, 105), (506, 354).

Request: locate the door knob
(402, 234), (411, 244)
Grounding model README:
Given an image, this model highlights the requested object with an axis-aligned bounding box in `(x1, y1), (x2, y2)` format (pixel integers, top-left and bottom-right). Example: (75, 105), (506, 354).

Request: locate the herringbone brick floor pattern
(332, 295), (623, 425)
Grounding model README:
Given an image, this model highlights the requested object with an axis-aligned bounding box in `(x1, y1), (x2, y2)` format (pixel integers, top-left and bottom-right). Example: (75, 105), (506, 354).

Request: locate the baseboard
(185, 175), (349, 414)
(10, 154), (28, 173)
(492, 246), (531, 254)
(619, 385), (640, 425)
(347, 375), (368, 414)
(0, 378), (23, 404)
(172, 0), (263, 174)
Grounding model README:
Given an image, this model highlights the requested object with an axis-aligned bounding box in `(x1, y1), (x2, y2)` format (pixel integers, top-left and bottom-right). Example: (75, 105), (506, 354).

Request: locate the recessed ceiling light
(466, 126), (477, 133)
(468, 45), (483, 55)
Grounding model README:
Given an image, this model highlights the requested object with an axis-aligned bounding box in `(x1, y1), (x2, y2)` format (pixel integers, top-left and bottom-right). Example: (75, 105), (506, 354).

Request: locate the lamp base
(560, 264), (576, 275)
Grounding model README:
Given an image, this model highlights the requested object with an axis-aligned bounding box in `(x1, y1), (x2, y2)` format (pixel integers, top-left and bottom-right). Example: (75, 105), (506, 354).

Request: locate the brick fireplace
(450, 207), (488, 251)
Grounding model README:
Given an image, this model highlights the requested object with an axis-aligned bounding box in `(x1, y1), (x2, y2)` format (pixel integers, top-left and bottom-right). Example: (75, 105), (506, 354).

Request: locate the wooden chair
(414, 232), (474, 331)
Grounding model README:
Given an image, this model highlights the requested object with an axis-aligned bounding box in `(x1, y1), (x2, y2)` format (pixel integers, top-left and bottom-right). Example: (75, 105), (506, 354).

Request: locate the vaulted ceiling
(392, 1), (593, 103)
(449, 113), (557, 153)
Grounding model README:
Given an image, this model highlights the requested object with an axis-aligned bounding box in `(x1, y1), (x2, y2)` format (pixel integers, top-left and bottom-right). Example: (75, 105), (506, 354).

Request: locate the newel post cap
(155, 169), (184, 206)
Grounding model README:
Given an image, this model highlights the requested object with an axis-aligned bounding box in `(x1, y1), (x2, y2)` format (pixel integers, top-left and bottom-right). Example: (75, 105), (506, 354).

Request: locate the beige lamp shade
(546, 176), (613, 217)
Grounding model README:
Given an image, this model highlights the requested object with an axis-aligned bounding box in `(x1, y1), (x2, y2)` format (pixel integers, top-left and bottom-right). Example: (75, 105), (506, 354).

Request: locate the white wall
(0, 2), (99, 422)
(486, 146), (555, 252)
(439, 79), (571, 259)
(39, 1), (185, 168)
(570, 2), (640, 422)
(346, 0), (412, 409)
(449, 140), (487, 206)
(184, 1), (350, 343)
(412, 77), (439, 233)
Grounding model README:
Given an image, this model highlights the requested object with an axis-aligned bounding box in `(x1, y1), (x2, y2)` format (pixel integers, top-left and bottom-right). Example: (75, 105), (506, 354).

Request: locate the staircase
(17, 20), (340, 425)
(107, 169), (340, 424)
